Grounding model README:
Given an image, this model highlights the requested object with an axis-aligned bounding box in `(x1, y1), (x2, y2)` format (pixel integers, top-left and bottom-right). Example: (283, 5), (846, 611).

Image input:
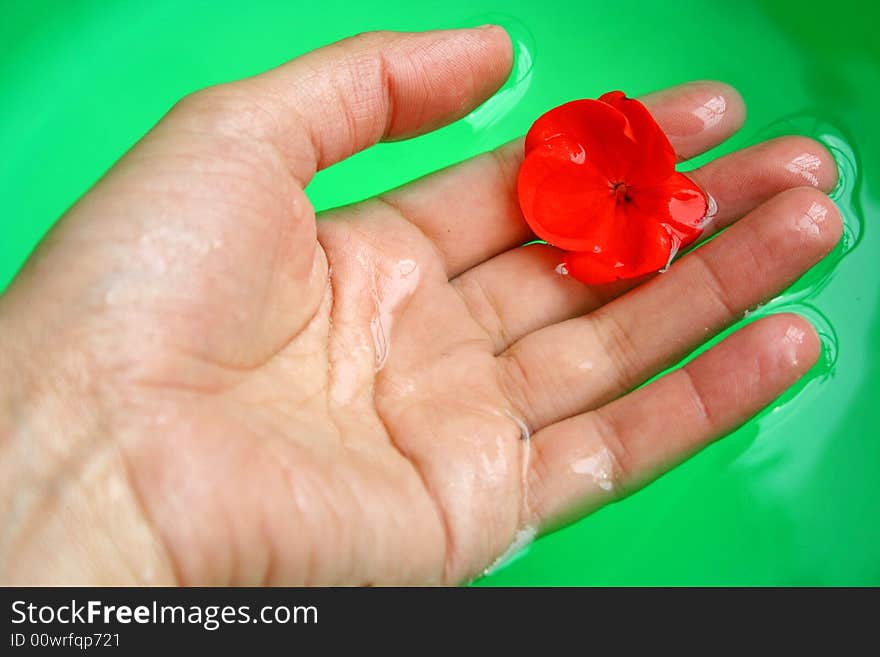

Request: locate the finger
(500, 187), (842, 431)
(161, 27), (514, 186)
(524, 313), (820, 531)
(376, 81), (745, 277)
(643, 80), (746, 161)
(454, 136), (837, 352)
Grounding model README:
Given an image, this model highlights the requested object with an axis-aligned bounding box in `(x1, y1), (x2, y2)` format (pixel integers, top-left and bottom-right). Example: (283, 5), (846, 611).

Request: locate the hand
(0, 27), (841, 585)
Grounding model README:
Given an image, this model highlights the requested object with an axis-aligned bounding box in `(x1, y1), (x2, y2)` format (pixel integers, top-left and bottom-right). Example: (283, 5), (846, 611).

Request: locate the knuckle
(593, 312), (642, 392)
(347, 30), (393, 47)
(679, 366), (714, 429)
(168, 84), (280, 142)
(169, 86), (232, 121)
(690, 248), (740, 319)
(592, 411), (632, 496)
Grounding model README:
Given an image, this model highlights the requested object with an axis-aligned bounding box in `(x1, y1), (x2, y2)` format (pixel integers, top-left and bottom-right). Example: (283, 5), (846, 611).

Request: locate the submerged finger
(524, 313), (820, 531)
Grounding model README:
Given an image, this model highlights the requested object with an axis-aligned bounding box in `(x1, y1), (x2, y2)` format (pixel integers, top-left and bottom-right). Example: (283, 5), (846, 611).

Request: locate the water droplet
(571, 446), (617, 493)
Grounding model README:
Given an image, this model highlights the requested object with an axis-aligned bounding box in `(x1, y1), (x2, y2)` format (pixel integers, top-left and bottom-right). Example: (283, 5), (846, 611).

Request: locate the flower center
(611, 181), (631, 202)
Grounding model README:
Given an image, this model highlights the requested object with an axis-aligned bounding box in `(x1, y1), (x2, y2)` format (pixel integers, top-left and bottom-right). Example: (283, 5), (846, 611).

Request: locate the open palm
(0, 27), (841, 585)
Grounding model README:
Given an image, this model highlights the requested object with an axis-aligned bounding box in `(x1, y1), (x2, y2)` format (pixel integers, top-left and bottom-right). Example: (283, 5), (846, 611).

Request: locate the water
(1, 0), (877, 585)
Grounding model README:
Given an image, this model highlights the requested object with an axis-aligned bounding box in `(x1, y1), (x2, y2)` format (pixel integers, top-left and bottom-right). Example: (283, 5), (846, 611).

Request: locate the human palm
(0, 28), (841, 585)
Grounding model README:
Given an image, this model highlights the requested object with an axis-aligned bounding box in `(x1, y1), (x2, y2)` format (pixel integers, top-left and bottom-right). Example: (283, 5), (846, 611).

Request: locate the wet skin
(0, 27), (841, 584)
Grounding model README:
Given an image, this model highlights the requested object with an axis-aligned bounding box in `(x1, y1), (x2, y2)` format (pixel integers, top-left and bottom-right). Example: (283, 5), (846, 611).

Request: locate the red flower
(517, 91), (708, 284)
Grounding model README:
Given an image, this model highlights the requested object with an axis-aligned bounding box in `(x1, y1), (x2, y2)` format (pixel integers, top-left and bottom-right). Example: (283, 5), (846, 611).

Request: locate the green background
(1, 0), (877, 585)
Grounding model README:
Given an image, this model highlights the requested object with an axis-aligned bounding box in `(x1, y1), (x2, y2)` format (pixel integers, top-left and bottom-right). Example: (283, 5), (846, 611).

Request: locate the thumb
(2, 27), (513, 373)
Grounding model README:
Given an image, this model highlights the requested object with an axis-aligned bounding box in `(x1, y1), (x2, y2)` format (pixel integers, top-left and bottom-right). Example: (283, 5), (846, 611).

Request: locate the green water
(1, 0), (877, 585)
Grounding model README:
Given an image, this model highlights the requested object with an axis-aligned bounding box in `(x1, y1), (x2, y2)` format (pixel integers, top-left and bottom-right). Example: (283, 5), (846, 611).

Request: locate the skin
(0, 27), (842, 585)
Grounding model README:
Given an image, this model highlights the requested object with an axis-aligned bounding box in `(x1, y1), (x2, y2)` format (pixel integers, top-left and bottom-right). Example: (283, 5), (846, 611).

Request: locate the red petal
(524, 99), (637, 182)
(599, 91), (676, 185)
(518, 139), (618, 251)
(564, 207), (673, 284)
(562, 250), (621, 285)
(630, 171), (708, 248)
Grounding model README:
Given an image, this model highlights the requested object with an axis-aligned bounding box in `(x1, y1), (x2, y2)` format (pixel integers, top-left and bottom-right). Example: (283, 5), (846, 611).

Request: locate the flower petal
(562, 249), (622, 285)
(599, 91), (676, 185)
(631, 171), (708, 248)
(518, 139), (618, 251)
(564, 207), (673, 284)
(524, 99), (638, 182)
